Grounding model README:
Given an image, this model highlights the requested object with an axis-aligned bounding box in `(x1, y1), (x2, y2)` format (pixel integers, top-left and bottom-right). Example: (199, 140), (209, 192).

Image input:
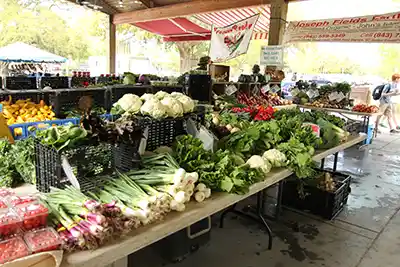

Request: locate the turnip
(194, 191), (206, 203)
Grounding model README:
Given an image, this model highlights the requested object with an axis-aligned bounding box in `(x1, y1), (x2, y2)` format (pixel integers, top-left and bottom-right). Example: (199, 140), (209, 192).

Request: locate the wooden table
(297, 105), (381, 117)
(298, 105), (380, 145)
(60, 134), (366, 267)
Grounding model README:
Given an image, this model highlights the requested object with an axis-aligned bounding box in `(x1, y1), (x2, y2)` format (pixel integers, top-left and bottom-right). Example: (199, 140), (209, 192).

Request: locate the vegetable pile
(352, 104), (379, 113)
(111, 92), (195, 119)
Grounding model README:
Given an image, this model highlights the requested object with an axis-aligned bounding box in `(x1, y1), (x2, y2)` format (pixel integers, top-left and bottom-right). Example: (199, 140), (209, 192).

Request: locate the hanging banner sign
(284, 11), (400, 43)
(260, 46), (284, 66)
(209, 14), (259, 62)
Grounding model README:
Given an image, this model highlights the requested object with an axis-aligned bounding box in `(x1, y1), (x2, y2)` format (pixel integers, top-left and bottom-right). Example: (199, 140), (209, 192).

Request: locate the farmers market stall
(298, 105), (380, 144)
(58, 134), (365, 267)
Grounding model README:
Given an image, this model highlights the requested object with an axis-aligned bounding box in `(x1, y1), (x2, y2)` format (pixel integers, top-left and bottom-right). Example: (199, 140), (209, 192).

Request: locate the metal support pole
(333, 152), (339, 172)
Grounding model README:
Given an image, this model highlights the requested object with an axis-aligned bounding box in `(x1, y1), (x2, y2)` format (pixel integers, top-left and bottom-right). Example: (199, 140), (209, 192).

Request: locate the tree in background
(0, 0), (90, 61)
(378, 44), (400, 79)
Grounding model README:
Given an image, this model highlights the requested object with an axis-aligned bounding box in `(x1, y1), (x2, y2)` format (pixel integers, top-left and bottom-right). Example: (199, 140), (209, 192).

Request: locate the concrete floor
(128, 133), (400, 267)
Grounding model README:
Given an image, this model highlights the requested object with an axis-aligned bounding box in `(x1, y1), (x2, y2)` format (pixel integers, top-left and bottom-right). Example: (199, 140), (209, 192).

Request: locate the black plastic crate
(0, 90), (52, 104)
(282, 171), (351, 220)
(152, 85), (183, 94)
(40, 77), (69, 89)
(153, 217), (211, 262)
(35, 140), (113, 193)
(5, 77), (37, 90)
(49, 88), (110, 117)
(139, 116), (186, 151)
(112, 143), (141, 172)
(110, 85), (152, 104)
(71, 77), (96, 88)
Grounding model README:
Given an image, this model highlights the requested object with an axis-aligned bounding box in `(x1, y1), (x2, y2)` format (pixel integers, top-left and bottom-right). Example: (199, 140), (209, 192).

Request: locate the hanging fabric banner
(209, 14), (260, 62)
(284, 11), (400, 43)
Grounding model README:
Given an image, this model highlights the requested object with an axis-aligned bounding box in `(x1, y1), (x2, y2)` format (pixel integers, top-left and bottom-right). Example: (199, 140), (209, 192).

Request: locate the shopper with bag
(375, 73), (400, 135)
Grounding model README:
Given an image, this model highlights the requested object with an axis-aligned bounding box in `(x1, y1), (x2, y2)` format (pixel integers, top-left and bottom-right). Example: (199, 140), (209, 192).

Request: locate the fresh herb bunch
(11, 138), (36, 184)
(172, 135), (264, 194)
(277, 137), (316, 178)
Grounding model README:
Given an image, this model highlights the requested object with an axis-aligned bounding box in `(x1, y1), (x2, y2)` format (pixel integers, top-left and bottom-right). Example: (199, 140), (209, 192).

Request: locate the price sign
(138, 127), (149, 155)
(260, 46), (284, 66)
(225, 84), (238, 96)
(61, 156), (80, 190)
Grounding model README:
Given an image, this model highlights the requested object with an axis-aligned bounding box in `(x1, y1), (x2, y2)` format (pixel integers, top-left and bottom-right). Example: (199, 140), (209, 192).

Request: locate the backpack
(372, 84), (389, 100)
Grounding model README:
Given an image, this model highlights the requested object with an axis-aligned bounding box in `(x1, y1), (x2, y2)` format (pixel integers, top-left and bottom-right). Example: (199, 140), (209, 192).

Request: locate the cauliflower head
(140, 93), (155, 102)
(161, 96), (184, 118)
(155, 91), (170, 100)
(176, 95), (195, 113)
(140, 98), (168, 119)
(115, 94), (142, 114)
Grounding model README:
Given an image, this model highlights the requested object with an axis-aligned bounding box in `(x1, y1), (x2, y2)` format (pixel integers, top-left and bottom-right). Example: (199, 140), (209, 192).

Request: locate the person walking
(375, 73), (400, 135)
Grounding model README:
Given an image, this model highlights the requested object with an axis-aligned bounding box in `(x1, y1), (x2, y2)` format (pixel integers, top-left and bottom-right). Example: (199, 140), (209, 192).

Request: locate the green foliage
(0, 0), (91, 61)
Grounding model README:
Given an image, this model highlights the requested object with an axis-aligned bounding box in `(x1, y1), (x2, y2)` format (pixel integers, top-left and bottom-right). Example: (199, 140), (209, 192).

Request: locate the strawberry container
(14, 202), (49, 231)
(0, 209), (23, 237)
(7, 195), (38, 207)
(0, 200), (7, 209)
(0, 237), (30, 264)
(0, 188), (14, 198)
(24, 227), (62, 254)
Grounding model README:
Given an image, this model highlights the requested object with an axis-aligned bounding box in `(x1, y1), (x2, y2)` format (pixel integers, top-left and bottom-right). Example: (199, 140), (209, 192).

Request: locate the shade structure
(194, 5), (270, 40)
(133, 5), (270, 42)
(134, 18), (211, 42)
(0, 42), (67, 63)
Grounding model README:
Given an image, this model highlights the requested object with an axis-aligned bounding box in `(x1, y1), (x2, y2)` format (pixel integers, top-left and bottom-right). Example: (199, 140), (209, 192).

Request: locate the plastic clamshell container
(0, 236), (30, 264)
(0, 199), (7, 209)
(24, 227), (62, 254)
(0, 188), (14, 198)
(14, 202), (49, 231)
(0, 208), (23, 237)
(7, 195), (38, 207)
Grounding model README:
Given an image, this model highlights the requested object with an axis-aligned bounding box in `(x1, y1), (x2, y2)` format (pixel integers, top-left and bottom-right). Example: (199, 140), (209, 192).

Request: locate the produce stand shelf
(297, 105), (382, 117)
(60, 134), (366, 267)
(298, 105), (379, 145)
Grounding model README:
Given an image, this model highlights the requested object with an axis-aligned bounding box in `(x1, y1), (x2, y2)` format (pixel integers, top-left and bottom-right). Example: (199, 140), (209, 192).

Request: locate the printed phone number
(301, 33), (346, 39)
(360, 32), (400, 39)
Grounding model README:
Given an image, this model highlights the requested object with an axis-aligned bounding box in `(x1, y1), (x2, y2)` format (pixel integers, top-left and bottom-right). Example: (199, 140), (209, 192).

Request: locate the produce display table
(298, 105), (380, 144)
(60, 134), (366, 267)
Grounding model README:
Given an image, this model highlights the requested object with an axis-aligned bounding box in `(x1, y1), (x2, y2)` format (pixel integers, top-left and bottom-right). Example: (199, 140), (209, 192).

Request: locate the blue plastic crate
(365, 124), (374, 145)
(9, 118), (79, 140)
(8, 114), (115, 140)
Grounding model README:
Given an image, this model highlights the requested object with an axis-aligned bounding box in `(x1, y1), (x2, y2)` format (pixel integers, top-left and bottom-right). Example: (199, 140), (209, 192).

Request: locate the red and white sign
(209, 14), (259, 62)
(284, 11), (400, 43)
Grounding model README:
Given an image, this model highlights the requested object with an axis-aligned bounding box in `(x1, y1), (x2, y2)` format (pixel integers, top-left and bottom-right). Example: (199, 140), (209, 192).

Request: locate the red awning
(134, 18), (211, 42)
(133, 5), (270, 42)
(195, 5), (270, 40)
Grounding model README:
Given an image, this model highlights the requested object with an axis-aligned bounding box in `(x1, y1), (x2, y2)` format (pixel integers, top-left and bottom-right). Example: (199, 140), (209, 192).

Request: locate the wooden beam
(108, 15), (117, 74)
(66, 0), (119, 15)
(267, 0), (288, 46)
(138, 0), (154, 8)
(113, 0), (271, 24)
(265, 0), (288, 77)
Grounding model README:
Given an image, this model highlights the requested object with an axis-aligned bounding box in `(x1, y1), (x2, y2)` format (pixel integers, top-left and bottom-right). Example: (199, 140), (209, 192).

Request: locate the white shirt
(391, 82), (400, 104)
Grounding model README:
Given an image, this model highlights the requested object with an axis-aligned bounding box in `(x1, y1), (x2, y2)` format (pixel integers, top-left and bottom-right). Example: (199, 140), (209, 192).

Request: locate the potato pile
(317, 172), (336, 192)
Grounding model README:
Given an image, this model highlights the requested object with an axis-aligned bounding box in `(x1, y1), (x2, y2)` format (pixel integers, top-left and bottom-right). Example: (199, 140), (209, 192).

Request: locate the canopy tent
(133, 5), (270, 42)
(135, 18), (211, 42)
(0, 42), (67, 63)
